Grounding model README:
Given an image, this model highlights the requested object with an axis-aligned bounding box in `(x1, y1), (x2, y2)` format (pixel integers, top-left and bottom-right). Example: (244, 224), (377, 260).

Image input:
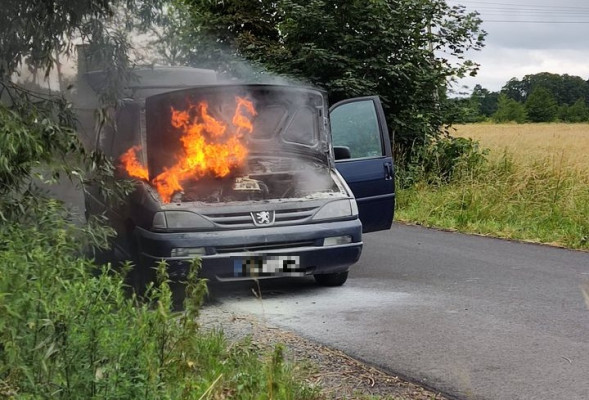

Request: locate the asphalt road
(207, 224), (589, 400)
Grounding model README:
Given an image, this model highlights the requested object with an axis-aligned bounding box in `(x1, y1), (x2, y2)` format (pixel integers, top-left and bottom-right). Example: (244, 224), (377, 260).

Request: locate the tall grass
(0, 199), (319, 399)
(397, 125), (589, 250)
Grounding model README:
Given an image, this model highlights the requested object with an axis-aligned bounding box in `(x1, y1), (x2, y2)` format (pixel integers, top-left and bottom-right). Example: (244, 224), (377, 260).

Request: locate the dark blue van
(82, 69), (394, 287)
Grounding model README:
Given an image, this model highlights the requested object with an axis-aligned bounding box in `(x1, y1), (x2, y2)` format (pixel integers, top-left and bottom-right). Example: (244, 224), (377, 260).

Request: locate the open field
(396, 123), (589, 250)
(451, 123), (589, 174)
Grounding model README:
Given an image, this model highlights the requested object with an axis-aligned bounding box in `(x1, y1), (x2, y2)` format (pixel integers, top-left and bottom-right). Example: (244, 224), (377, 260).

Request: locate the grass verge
(396, 152), (589, 250)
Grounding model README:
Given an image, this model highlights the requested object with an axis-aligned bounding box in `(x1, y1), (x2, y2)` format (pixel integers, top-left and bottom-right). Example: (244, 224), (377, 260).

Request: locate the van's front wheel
(314, 271), (349, 287)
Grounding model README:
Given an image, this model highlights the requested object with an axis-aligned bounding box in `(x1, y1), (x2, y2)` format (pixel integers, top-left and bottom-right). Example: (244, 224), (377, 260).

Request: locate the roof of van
(85, 67), (218, 96)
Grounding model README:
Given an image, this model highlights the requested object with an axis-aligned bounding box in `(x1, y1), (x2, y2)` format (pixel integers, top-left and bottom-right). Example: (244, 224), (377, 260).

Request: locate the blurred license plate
(233, 255), (303, 277)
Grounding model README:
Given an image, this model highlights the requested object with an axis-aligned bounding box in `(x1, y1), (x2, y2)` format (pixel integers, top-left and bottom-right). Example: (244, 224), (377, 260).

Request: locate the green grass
(396, 153), (589, 250)
(0, 200), (320, 400)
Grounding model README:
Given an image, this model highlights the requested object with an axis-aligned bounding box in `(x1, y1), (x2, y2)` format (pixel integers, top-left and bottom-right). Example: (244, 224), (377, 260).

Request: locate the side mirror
(334, 146), (351, 160)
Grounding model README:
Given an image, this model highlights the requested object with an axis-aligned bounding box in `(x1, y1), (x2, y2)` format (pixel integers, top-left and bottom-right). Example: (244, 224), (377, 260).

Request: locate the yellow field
(451, 123), (589, 174)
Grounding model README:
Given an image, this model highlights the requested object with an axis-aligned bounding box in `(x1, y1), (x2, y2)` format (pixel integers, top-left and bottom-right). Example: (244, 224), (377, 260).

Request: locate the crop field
(451, 123), (589, 174)
(396, 123), (589, 250)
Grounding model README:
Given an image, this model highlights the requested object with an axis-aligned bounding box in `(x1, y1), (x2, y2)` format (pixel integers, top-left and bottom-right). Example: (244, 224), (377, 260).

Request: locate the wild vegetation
(396, 123), (589, 250)
(0, 202), (319, 399)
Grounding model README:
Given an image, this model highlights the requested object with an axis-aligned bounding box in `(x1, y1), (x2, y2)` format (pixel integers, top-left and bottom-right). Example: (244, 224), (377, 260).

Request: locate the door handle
(384, 162), (393, 181)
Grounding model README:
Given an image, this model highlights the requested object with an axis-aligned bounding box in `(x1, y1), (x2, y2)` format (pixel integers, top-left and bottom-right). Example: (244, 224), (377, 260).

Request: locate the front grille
(215, 240), (317, 254)
(202, 206), (318, 228)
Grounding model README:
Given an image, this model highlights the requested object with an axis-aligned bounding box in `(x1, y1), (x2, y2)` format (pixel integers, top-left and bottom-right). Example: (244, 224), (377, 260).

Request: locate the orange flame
(119, 96), (257, 203)
(119, 146), (148, 181)
(233, 96), (257, 134)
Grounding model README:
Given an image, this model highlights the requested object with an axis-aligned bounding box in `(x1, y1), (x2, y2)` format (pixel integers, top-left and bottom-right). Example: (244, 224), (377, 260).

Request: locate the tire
(126, 261), (151, 297)
(126, 254), (185, 310)
(169, 281), (187, 311)
(314, 271), (349, 287)
(91, 244), (115, 266)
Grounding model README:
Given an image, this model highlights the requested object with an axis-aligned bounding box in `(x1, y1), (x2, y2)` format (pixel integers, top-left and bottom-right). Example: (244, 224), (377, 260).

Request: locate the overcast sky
(448, 0), (589, 94)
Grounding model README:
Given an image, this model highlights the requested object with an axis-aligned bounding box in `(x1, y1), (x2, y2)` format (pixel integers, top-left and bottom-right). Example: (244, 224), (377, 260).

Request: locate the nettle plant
(0, 202), (316, 399)
(0, 199), (196, 398)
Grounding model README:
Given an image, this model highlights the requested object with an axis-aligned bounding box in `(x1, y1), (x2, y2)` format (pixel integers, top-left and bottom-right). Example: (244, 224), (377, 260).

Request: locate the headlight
(312, 200), (357, 221)
(152, 211), (214, 230)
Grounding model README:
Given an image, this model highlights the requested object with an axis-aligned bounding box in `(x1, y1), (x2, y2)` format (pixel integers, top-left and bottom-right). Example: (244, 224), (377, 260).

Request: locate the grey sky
(449, 0), (589, 93)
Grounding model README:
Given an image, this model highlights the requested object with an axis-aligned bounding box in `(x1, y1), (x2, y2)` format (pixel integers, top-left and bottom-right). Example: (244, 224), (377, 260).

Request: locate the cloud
(452, 0), (589, 93)
(482, 21), (589, 50)
(457, 46), (589, 92)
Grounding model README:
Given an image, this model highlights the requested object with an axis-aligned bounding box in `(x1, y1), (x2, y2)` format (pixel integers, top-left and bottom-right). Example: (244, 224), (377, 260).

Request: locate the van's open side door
(330, 96), (395, 233)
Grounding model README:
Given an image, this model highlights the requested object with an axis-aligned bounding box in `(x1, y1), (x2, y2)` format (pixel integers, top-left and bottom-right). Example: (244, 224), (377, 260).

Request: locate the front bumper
(135, 218), (363, 280)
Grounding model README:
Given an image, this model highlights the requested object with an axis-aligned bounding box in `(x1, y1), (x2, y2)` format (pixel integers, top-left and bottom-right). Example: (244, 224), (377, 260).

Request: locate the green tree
(0, 0), (162, 81)
(501, 73), (589, 106)
(441, 96), (483, 124)
(441, 84), (500, 124)
(471, 84), (499, 117)
(553, 74), (589, 105)
(501, 78), (527, 103)
(558, 98), (589, 122)
(178, 0), (486, 153)
(525, 87), (558, 122)
(525, 73), (589, 105)
(492, 94), (527, 123)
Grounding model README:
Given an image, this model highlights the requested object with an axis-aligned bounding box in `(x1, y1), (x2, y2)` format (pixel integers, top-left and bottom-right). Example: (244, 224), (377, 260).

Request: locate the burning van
(81, 68), (395, 287)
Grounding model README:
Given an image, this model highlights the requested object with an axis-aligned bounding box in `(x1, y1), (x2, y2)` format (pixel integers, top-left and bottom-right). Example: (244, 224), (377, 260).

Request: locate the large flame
(119, 96), (257, 203)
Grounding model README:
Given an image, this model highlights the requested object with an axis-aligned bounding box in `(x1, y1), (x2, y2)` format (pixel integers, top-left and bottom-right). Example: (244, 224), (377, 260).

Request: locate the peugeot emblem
(251, 211), (275, 226)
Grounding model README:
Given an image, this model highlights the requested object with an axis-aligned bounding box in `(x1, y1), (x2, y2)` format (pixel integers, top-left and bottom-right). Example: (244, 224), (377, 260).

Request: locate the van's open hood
(145, 84), (330, 178)
(124, 84), (337, 204)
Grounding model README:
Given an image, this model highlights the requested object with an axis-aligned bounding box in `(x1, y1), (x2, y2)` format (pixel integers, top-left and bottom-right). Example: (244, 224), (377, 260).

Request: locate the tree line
(444, 72), (589, 124)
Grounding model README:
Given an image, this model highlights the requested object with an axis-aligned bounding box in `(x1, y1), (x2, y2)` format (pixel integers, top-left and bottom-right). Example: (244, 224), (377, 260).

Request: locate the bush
(492, 94), (527, 123)
(0, 200), (318, 399)
(397, 136), (487, 188)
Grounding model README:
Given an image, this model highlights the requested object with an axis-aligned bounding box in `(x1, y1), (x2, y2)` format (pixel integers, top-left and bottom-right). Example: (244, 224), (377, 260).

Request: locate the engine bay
(169, 156), (340, 203)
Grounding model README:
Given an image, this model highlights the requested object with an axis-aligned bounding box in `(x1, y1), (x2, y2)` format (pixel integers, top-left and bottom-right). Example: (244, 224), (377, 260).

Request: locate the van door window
(330, 100), (383, 159)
